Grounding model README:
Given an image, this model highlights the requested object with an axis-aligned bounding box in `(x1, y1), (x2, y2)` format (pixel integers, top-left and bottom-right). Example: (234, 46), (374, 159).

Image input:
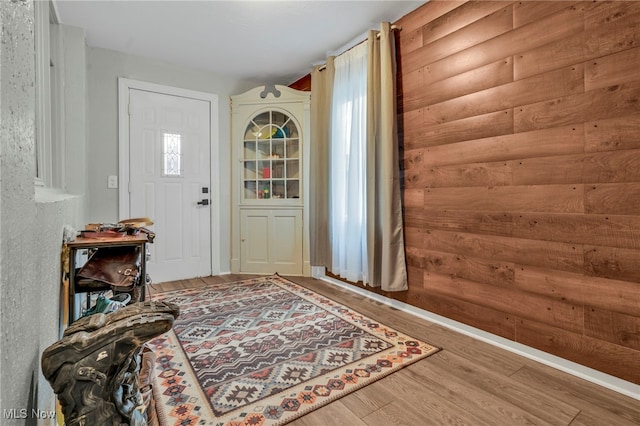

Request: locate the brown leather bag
(77, 246), (141, 290)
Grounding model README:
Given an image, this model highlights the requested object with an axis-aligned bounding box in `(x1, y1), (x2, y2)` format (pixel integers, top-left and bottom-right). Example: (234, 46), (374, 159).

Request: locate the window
(34, 0), (51, 185)
(329, 41), (369, 283)
(162, 133), (182, 176)
(34, 0), (59, 187)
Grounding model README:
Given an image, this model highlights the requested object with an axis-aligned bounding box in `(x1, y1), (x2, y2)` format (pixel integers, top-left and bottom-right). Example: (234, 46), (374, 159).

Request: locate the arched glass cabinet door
(242, 110), (300, 201)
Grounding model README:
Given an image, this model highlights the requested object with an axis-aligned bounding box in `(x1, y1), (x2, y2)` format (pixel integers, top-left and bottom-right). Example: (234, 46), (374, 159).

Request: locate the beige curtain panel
(366, 22), (407, 291)
(309, 59), (334, 267)
(310, 22), (407, 292)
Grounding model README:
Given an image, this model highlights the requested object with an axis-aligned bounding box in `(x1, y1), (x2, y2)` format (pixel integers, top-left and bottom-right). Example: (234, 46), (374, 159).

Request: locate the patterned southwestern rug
(149, 275), (439, 426)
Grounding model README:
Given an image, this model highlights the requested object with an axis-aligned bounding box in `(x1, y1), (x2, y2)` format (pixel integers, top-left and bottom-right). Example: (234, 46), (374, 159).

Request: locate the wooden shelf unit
(65, 234), (148, 325)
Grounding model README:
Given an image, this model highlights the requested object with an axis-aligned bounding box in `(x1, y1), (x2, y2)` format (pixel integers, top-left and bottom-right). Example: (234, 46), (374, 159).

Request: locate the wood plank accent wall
(289, 74), (311, 91)
(395, 0), (640, 384)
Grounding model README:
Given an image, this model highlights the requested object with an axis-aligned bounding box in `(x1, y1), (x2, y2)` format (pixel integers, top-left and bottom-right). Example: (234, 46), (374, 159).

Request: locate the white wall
(86, 47), (262, 273)
(55, 25), (89, 197)
(0, 1), (39, 421)
(0, 1), (87, 424)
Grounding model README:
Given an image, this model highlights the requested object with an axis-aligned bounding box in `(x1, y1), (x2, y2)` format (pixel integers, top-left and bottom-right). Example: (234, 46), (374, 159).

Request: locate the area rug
(149, 275), (439, 426)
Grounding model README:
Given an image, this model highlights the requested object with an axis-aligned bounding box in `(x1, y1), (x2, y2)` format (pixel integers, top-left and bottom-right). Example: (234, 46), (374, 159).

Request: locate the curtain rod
(316, 24), (402, 72)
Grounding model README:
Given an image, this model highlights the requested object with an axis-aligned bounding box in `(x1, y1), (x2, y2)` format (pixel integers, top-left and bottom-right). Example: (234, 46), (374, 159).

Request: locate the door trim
(117, 77), (221, 275)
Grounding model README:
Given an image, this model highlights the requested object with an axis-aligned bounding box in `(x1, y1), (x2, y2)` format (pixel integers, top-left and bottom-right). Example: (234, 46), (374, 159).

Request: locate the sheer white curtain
(329, 42), (369, 283)
(317, 23), (407, 290)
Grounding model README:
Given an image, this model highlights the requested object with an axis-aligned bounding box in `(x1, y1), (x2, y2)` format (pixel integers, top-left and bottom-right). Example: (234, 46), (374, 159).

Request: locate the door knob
(197, 199), (209, 206)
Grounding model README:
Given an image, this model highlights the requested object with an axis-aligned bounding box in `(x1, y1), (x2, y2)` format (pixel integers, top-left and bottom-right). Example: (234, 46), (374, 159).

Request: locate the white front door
(128, 88), (212, 282)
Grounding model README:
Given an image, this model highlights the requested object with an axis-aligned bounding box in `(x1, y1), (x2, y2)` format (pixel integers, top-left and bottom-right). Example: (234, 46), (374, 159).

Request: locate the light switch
(107, 175), (118, 189)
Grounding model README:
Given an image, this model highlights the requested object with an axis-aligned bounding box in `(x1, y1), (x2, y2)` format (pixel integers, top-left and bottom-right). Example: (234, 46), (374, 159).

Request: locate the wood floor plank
(334, 388), (387, 419)
(569, 410), (637, 426)
(415, 323), (527, 375)
(360, 372), (495, 426)
(149, 274), (639, 425)
(409, 351), (579, 425)
(510, 364), (640, 425)
(397, 366), (555, 426)
(289, 400), (366, 426)
(361, 399), (477, 426)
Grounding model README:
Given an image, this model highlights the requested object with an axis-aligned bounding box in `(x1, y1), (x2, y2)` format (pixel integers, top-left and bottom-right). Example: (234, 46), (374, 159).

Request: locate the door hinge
(128, 181), (132, 193)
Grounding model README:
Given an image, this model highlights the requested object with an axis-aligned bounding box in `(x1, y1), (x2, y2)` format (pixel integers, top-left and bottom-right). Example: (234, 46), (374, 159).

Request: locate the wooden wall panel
(422, 64), (583, 126)
(513, 0), (578, 28)
(405, 246), (515, 287)
(405, 5), (513, 71)
(515, 266), (640, 317)
(422, 230), (584, 274)
(404, 207), (513, 236)
(400, 68), (424, 113)
(405, 160), (512, 189)
(407, 148), (640, 189)
(584, 245), (640, 283)
(584, 114), (640, 152)
(403, 125), (583, 170)
(419, 3), (585, 84)
(584, 1), (640, 28)
(585, 47), (640, 91)
(402, 108), (422, 134)
(403, 148), (426, 171)
(403, 226), (426, 249)
(420, 1), (508, 44)
(514, 8), (640, 80)
(288, 74), (311, 91)
(514, 82), (640, 133)
(399, 26), (423, 56)
(407, 287), (516, 339)
(404, 57), (513, 113)
(403, 109), (513, 150)
(584, 307), (640, 351)
(423, 184), (584, 213)
(513, 150), (640, 185)
(403, 188), (424, 208)
(406, 265), (424, 289)
(422, 272), (584, 333)
(584, 183), (640, 215)
(394, 0), (640, 384)
(516, 319), (640, 383)
(511, 213), (640, 250)
(396, 0), (465, 34)
(406, 208), (640, 251)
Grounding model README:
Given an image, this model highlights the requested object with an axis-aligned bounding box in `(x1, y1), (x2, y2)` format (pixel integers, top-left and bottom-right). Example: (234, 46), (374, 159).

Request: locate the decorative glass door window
(162, 132), (182, 177)
(243, 111), (300, 200)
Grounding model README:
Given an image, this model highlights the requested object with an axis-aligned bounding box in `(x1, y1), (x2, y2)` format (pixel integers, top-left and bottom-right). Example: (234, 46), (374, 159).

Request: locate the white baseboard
(311, 266), (326, 279)
(316, 273), (640, 400)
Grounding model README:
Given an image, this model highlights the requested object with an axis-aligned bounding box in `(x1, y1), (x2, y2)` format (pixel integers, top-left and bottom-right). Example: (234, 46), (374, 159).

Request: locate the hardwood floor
(148, 274), (640, 426)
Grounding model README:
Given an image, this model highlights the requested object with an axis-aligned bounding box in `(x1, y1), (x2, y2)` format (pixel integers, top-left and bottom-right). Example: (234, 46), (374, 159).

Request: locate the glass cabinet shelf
(242, 110), (300, 201)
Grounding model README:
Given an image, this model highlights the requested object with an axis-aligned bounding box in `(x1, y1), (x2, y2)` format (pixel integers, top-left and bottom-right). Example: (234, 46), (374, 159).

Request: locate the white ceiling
(53, 0), (426, 85)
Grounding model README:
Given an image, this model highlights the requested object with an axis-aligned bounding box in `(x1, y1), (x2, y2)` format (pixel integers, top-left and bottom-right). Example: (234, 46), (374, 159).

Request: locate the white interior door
(128, 89), (211, 282)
